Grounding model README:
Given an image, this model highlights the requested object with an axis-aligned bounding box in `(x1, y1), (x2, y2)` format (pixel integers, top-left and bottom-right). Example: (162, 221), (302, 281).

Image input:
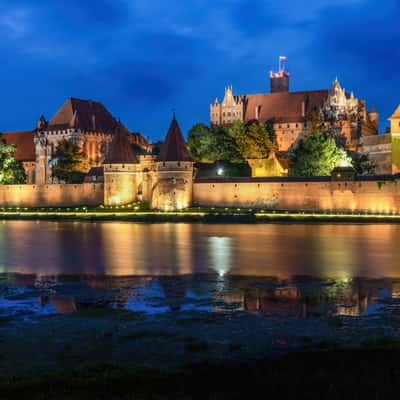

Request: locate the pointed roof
(47, 98), (117, 132)
(157, 117), (192, 162)
(104, 123), (138, 164)
(390, 105), (400, 120)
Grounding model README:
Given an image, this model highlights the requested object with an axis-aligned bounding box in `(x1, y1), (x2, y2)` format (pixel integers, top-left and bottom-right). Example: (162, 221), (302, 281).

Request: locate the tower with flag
(270, 56), (290, 93)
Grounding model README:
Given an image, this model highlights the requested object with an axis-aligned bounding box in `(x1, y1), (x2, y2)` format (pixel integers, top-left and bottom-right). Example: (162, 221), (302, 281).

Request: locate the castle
(2, 98), (151, 184)
(210, 62), (379, 152)
(0, 63), (400, 213)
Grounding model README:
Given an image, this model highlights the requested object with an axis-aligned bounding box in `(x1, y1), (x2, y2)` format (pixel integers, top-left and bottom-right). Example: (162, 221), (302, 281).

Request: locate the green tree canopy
(289, 131), (352, 177)
(188, 123), (242, 163)
(0, 136), (26, 184)
(52, 140), (90, 183)
(229, 121), (276, 159)
(188, 121), (277, 163)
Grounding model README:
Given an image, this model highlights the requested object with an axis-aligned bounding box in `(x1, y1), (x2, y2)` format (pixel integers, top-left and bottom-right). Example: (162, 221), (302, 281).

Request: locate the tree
(289, 131), (352, 177)
(187, 123), (210, 161)
(228, 121), (276, 159)
(0, 136), (26, 184)
(187, 123), (242, 163)
(51, 140), (90, 183)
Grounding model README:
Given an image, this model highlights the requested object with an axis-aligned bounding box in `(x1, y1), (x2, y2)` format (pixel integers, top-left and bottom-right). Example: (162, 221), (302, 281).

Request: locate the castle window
(163, 162), (166, 167)
(287, 124), (290, 128)
(177, 162), (181, 167)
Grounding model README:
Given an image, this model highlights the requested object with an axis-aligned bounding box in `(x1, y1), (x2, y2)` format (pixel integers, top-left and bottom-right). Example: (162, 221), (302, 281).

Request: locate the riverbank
(2, 347), (400, 399)
(0, 207), (400, 223)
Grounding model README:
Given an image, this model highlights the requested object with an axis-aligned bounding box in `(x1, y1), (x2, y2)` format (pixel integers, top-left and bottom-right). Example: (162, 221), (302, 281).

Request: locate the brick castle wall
(193, 178), (400, 213)
(0, 183), (103, 207)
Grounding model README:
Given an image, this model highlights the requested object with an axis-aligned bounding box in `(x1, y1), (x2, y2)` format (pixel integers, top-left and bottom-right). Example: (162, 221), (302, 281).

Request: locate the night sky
(0, 0), (398, 141)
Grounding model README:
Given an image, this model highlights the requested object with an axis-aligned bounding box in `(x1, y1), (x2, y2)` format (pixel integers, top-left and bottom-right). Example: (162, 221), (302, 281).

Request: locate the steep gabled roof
(48, 98), (117, 132)
(157, 118), (192, 162)
(2, 131), (36, 161)
(390, 105), (400, 120)
(104, 123), (138, 164)
(243, 90), (329, 123)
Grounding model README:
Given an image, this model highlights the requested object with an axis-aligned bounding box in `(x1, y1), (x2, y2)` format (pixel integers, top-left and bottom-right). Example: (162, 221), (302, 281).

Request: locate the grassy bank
(2, 348), (400, 399)
(0, 205), (399, 223)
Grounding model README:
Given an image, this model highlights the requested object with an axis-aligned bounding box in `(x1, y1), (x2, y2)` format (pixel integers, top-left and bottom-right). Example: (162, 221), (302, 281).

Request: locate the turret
(103, 122), (139, 206)
(270, 56), (290, 93)
(151, 115), (194, 210)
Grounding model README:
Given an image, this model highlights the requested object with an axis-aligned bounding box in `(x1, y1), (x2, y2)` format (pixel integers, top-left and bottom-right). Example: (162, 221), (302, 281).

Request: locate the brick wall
(0, 183), (103, 207)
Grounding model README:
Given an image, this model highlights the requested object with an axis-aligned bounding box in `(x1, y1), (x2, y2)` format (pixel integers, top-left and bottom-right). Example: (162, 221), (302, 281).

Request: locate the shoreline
(0, 210), (400, 223)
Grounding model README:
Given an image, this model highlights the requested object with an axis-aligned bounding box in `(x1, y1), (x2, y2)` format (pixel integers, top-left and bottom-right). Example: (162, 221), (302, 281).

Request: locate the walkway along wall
(193, 176), (400, 213)
(0, 183), (103, 207)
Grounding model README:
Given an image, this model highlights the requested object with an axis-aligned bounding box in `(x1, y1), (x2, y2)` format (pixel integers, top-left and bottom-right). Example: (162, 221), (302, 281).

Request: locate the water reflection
(0, 274), (398, 321)
(0, 221), (400, 277)
(1, 221), (400, 321)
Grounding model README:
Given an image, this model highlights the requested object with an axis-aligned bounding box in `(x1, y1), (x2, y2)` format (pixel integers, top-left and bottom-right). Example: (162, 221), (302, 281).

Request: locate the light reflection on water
(0, 221), (400, 319)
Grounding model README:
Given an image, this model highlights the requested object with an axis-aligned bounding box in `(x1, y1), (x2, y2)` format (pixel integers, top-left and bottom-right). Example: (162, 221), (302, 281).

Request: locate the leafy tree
(289, 131), (352, 177)
(0, 136), (26, 184)
(51, 140), (90, 183)
(187, 123), (242, 163)
(187, 123), (210, 161)
(204, 126), (243, 163)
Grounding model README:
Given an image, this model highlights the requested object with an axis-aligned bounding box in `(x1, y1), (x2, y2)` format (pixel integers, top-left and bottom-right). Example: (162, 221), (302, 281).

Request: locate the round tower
(103, 122), (139, 206)
(152, 116), (194, 210)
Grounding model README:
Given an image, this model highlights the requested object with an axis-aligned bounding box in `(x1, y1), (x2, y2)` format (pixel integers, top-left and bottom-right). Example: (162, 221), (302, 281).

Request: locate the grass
(0, 207), (400, 223)
(2, 349), (400, 399)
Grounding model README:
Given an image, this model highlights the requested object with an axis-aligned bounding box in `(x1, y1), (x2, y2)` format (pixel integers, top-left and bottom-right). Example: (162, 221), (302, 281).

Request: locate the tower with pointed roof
(103, 122), (140, 206)
(151, 116), (194, 210)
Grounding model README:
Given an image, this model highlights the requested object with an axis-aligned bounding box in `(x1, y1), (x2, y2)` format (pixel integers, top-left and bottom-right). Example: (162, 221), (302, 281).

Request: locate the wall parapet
(0, 183), (104, 207)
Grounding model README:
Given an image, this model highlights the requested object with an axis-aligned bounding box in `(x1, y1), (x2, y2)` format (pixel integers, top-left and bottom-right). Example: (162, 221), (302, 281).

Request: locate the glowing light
(208, 236), (232, 277)
(217, 168), (224, 176)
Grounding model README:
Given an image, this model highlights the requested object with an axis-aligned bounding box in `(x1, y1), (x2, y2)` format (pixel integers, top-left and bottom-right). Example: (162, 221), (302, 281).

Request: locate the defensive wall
(0, 183), (103, 207)
(193, 176), (400, 214)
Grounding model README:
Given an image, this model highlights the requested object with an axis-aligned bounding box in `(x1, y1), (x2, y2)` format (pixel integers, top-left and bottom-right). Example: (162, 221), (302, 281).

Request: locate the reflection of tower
(270, 56), (290, 93)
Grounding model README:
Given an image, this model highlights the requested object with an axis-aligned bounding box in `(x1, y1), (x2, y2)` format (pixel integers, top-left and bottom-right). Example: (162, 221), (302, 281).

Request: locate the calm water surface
(1, 221), (400, 318)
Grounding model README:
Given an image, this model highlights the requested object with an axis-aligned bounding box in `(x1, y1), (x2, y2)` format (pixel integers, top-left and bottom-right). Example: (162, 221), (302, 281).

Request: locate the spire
(157, 117), (192, 162)
(104, 122), (138, 164)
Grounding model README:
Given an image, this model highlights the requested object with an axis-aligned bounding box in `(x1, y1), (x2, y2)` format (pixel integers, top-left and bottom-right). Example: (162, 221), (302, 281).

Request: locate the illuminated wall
(0, 183), (103, 207)
(193, 179), (400, 213)
(103, 164), (137, 206)
(151, 161), (193, 210)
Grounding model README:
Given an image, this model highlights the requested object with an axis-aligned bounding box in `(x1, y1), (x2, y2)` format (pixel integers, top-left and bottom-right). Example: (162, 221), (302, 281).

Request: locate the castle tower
(103, 122), (139, 206)
(270, 56), (290, 93)
(151, 116), (194, 210)
(389, 105), (400, 173)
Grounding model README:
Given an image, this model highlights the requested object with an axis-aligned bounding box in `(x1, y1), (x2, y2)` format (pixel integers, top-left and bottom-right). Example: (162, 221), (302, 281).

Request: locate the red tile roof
(104, 123), (138, 164)
(243, 90), (328, 123)
(157, 118), (192, 162)
(48, 98), (118, 132)
(1, 131), (36, 162)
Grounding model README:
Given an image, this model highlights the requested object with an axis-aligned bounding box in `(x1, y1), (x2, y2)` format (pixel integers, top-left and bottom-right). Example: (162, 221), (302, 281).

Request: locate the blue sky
(0, 0), (398, 141)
